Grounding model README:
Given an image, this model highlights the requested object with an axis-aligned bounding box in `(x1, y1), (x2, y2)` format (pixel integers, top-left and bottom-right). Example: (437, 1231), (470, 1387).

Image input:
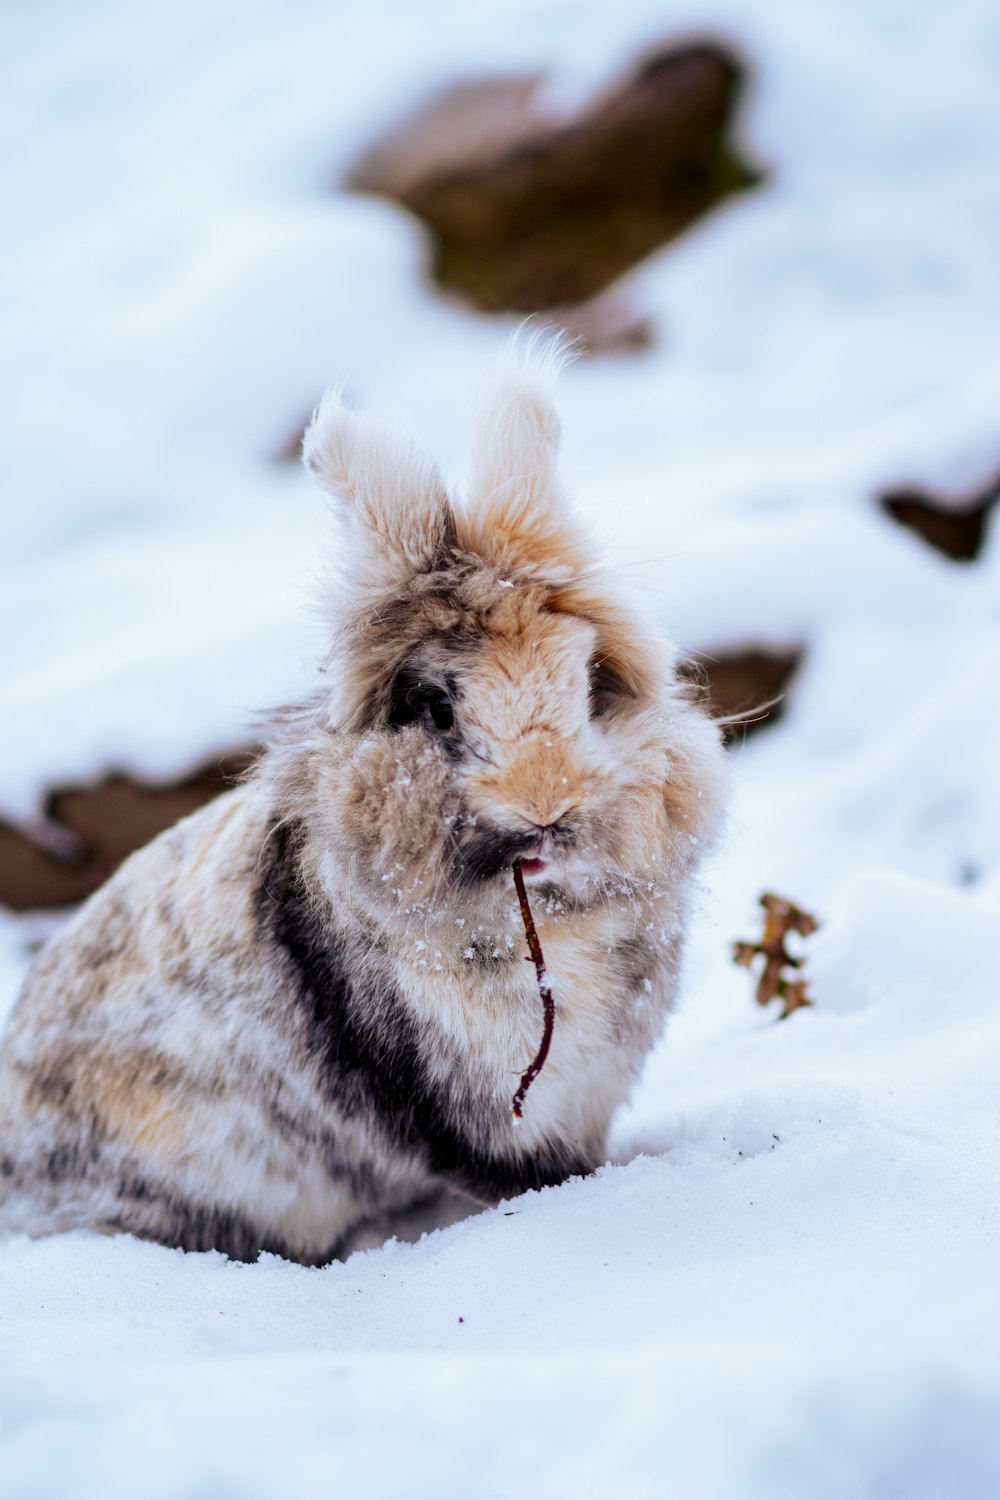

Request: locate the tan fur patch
(100, 1076), (192, 1159)
(23, 1045), (194, 1162)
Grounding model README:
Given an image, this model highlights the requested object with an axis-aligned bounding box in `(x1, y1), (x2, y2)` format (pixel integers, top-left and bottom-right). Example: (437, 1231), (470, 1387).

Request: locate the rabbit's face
(326, 563), (722, 927)
(384, 588), (665, 895)
(302, 346), (726, 923)
(433, 602), (605, 884)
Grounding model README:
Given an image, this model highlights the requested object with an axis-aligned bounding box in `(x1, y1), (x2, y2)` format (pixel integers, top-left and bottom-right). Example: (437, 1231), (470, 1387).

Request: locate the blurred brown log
(0, 753), (255, 913)
(691, 647), (802, 744)
(880, 471), (999, 562)
(350, 41), (761, 313)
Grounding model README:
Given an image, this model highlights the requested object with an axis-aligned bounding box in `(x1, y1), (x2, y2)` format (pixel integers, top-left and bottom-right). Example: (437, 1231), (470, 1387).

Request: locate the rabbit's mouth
(454, 820), (572, 887)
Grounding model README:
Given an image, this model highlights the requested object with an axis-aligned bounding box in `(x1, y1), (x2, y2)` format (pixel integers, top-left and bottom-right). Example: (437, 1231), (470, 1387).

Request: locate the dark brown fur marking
(255, 819), (594, 1202)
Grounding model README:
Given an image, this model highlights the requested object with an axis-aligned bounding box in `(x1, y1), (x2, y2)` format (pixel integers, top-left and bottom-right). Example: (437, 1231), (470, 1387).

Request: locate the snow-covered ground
(2, 0), (999, 1495)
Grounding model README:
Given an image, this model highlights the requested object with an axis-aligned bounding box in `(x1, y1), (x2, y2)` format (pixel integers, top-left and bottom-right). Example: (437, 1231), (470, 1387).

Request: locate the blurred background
(2, 0), (999, 932)
(4, 8), (1000, 1491)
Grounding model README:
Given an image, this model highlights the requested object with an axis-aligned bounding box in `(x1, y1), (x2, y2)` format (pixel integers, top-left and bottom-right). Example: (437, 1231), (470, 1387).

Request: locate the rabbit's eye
(387, 668), (456, 733)
(589, 660), (630, 719)
(422, 691), (455, 733)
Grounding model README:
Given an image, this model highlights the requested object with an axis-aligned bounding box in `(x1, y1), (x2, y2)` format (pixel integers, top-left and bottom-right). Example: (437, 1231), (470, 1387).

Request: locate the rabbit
(0, 341), (727, 1264)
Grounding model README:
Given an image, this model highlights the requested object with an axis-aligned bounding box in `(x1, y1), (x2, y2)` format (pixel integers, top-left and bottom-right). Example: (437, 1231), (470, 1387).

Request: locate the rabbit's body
(0, 346), (727, 1262)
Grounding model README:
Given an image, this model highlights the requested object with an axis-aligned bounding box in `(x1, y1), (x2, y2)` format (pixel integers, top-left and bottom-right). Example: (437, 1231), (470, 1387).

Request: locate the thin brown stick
(511, 859), (556, 1119)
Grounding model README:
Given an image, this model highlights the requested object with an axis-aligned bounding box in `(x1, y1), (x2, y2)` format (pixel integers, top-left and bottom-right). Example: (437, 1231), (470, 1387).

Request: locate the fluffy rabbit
(0, 344), (727, 1263)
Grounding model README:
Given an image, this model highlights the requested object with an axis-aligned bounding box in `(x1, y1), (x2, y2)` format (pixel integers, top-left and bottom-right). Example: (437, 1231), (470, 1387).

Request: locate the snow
(3, 0), (1000, 1495)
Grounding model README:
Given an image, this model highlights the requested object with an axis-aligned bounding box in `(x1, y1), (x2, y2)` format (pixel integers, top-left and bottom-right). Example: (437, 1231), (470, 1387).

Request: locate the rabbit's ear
(461, 334), (589, 575)
(303, 388), (455, 588)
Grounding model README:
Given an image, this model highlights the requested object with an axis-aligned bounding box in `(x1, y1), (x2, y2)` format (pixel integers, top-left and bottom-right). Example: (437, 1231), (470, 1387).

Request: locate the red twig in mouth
(511, 858), (556, 1119)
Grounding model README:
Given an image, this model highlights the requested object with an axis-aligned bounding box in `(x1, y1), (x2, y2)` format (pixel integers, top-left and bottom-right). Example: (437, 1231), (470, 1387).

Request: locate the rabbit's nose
(483, 736), (586, 831)
(530, 811), (570, 832)
(522, 797), (575, 830)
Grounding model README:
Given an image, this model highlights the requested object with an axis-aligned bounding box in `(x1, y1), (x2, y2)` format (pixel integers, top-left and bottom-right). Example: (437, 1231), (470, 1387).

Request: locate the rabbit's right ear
(302, 388), (455, 590)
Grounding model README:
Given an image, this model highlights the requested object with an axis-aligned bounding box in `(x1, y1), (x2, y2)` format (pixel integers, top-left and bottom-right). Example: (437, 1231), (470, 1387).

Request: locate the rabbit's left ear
(460, 336), (590, 575)
(303, 389), (455, 588)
